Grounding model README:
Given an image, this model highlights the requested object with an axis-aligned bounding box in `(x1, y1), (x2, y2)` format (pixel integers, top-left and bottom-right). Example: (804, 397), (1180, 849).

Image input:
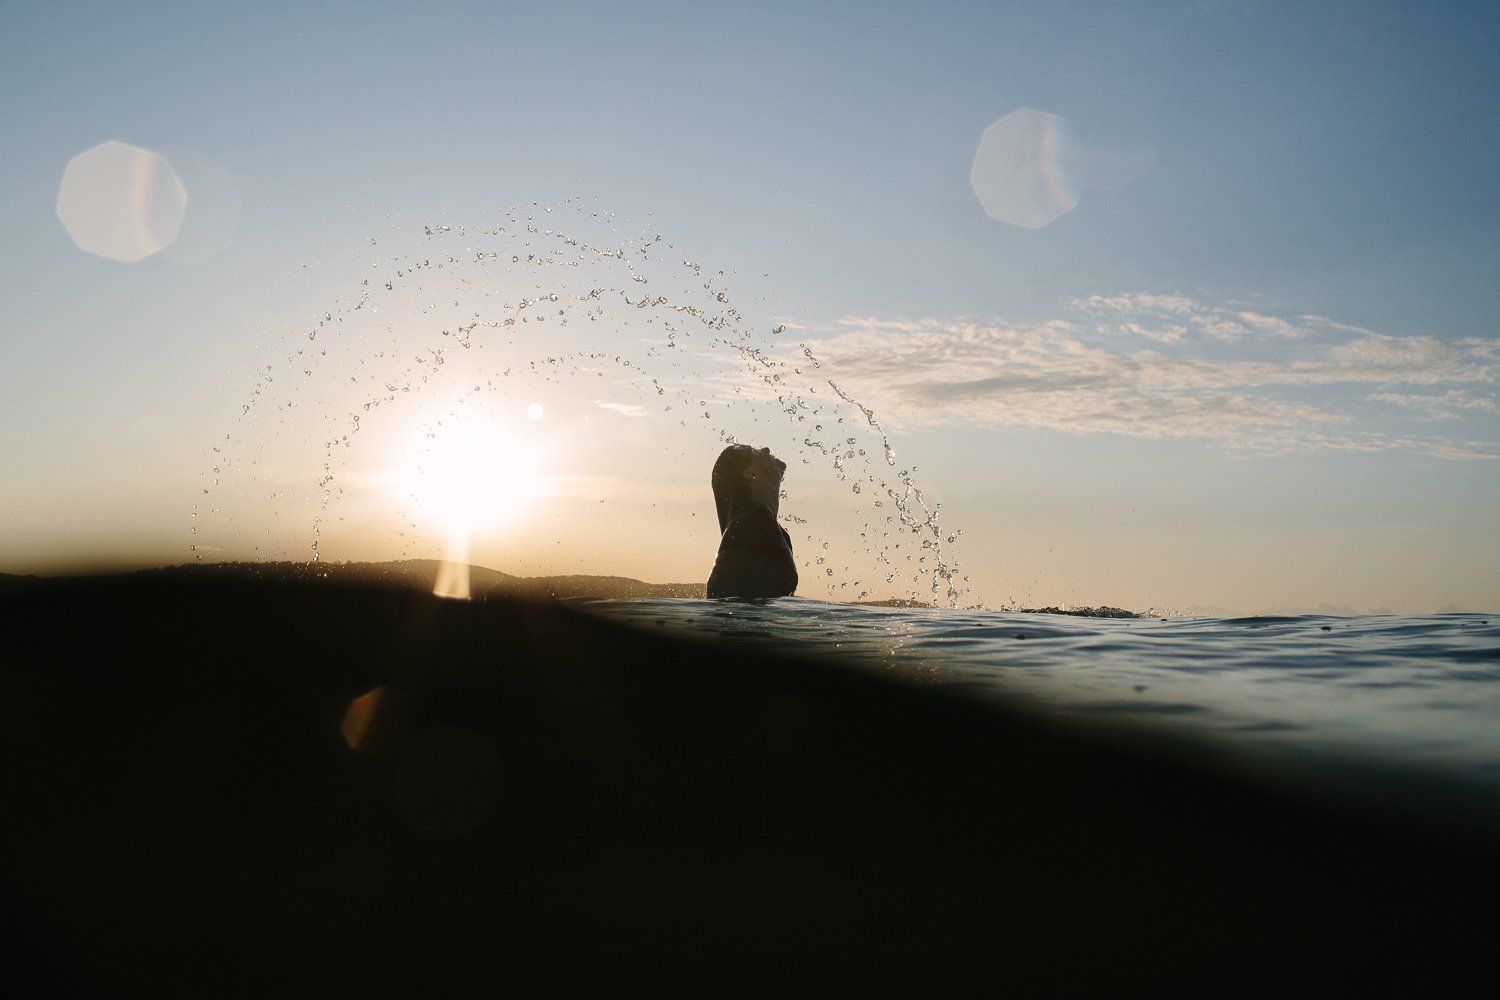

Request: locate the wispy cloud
(594, 400), (650, 417)
(1075, 293), (1359, 343)
(799, 295), (1499, 459)
(1368, 390), (1498, 420)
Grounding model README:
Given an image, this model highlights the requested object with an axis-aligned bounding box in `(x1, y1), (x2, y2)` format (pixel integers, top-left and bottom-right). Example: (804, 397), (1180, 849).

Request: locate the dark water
(581, 598), (1500, 815)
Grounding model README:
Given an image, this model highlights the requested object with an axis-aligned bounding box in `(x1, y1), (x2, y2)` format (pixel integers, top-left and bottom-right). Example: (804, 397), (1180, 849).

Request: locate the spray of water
(195, 200), (964, 606)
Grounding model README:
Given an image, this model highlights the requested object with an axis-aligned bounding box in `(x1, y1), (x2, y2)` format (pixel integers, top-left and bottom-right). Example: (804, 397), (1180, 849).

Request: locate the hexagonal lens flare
(57, 141), (187, 262)
(970, 109), (1079, 229)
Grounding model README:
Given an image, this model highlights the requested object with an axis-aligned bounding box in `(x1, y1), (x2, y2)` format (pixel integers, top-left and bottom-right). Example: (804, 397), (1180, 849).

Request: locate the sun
(388, 403), (552, 540)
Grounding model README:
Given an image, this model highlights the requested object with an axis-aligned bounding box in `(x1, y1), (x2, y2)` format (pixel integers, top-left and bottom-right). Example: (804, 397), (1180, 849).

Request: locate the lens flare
(970, 109), (1079, 229)
(57, 141), (187, 261)
(971, 107), (1157, 229)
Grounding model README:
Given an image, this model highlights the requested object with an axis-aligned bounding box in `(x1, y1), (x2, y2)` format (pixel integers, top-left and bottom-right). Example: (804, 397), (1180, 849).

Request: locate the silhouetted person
(706, 444), (798, 599)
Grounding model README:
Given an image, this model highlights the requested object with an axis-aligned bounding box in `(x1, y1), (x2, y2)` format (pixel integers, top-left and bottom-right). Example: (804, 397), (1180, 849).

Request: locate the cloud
(1073, 292), (1199, 317)
(796, 297), (1499, 459)
(1368, 390), (1497, 420)
(1235, 311), (1302, 339)
(594, 400), (650, 417)
(1073, 292), (1346, 343)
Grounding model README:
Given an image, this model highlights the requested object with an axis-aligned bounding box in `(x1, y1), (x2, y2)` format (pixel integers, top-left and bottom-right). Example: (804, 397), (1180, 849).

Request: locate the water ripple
(577, 599), (1500, 787)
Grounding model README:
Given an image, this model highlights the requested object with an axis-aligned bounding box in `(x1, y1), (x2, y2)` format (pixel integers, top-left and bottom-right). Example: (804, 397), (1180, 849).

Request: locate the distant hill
(115, 560), (708, 601)
(1019, 605), (1140, 619)
(1, 561), (1138, 615)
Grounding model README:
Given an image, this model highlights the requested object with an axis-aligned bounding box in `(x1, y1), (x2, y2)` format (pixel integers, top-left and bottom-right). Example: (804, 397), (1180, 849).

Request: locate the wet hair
(711, 444), (785, 533)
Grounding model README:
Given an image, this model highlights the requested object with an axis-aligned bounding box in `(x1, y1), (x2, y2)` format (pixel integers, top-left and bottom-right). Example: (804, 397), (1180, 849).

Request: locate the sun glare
(389, 407), (552, 539)
(383, 405), (555, 599)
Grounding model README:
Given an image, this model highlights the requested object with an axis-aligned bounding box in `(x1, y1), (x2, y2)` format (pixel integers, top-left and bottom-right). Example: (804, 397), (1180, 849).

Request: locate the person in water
(706, 444), (798, 599)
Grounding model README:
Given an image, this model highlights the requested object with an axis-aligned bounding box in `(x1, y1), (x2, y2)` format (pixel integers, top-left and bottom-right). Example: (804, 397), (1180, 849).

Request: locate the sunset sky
(2, 2), (1496, 614)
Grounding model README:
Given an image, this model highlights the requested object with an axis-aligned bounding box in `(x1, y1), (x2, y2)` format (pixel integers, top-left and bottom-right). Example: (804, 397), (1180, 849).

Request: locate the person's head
(711, 444), (787, 531)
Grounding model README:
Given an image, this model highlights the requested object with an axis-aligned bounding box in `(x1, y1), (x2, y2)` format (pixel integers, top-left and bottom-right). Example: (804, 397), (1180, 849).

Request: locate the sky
(1, 1), (1497, 615)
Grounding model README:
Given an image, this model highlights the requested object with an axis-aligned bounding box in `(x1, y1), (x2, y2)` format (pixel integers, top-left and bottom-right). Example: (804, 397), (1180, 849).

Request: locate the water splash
(199, 200), (964, 606)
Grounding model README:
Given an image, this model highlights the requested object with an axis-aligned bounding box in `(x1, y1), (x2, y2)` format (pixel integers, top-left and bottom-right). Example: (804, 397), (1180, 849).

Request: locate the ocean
(8, 571), (1500, 990)
(580, 597), (1500, 822)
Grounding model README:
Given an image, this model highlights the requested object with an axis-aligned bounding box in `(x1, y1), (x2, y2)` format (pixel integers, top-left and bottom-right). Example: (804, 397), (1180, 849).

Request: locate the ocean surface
(578, 598), (1500, 822)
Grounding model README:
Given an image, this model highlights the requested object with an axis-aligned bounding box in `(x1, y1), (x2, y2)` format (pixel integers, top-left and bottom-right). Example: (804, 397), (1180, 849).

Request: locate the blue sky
(2, 2), (1497, 613)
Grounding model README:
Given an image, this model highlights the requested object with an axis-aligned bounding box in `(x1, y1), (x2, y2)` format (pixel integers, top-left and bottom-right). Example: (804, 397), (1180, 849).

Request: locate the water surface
(581, 598), (1500, 819)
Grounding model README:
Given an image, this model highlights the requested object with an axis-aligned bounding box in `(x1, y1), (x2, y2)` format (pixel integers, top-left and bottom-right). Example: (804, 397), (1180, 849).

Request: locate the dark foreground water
(581, 598), (1500, 817)
(8, 574), (1500, 991)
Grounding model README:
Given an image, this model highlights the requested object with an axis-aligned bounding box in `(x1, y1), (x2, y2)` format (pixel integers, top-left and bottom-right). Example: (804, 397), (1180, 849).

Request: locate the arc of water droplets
(196, 199), (964, 606)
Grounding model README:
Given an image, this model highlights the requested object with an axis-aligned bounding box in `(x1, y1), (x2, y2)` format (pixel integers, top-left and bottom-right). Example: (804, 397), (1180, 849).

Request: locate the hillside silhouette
(105, 559), (707, 600)
(0, 561), (1146, 615)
